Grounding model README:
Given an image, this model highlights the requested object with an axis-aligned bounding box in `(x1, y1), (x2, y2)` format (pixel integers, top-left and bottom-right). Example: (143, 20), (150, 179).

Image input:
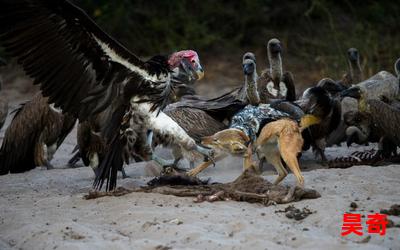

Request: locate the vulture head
(317, 78), (347, 97)
(242, 52), (257, 76)
(267, 38), (282, 56)
(347, 48), (359, 63)
(297, 86), (332, 117)
(169, 50), (204, 84)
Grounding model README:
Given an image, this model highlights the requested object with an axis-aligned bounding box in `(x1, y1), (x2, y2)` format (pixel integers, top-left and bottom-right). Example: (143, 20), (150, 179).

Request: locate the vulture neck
(245, 71), (260, 105)
(269, 53), (283, 84)
(349, 59), (363, 83)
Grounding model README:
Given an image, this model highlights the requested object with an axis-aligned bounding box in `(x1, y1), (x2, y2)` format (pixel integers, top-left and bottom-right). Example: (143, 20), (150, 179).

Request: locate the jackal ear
(237, 130), (251, 143)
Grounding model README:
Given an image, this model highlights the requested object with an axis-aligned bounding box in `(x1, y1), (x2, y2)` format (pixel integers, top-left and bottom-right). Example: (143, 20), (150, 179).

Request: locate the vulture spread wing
(0, 0), (171, 121)
(369, 99), (400, 145)
(0, 0), (177, 190)
(166, 88), (247, 122)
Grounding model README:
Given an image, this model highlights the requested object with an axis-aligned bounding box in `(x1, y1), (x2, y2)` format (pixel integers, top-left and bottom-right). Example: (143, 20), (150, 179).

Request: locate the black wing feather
(0, 0), (147, 119)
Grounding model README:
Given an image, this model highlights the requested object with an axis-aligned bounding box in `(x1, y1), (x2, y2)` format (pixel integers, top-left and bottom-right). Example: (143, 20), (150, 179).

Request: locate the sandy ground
(0, 98), (400, 250)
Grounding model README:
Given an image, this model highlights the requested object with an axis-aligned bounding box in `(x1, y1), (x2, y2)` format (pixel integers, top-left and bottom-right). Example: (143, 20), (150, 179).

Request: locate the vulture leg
(68, 151), (81, 168)
(89, 152), (99, 173)
(146, 129), (176, 167)
(120, 167), (129, 179)
(47, 143), (57, 162)
(34, 141), (54, 170)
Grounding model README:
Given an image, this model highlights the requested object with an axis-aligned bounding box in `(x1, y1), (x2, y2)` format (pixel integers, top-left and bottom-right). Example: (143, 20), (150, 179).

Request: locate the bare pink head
(168, 50), (204, 80)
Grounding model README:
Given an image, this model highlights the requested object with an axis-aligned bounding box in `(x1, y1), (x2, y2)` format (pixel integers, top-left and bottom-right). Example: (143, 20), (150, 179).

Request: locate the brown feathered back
(165, 108), (226, 142)
(0, 94), (76, 174)
(368, 99), (400, 145)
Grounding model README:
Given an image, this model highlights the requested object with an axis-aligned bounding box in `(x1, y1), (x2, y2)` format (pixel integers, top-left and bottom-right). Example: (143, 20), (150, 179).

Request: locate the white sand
(0, 102), (399, 250)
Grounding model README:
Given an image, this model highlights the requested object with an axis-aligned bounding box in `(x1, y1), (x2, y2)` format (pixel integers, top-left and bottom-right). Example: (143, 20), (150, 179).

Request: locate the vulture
(0, 0), (211, 191)
(237, 52), (260, 105)
(257, 38), (296, 103)
(296, 86), (341, 161)
(0, 58), (8, 130)
(68, 50), (203, 176)
(320, 48), (363, 92)
(327, 57), (400, 146)
(344, 110), (397, 157)
(0, 94), (76, 174)
(341, 86), (400, 156)
(338, 48), (364, 88)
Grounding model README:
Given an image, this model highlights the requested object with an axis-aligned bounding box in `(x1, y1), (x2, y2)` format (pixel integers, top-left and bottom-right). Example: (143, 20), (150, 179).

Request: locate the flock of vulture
(0, 0), (400, 202)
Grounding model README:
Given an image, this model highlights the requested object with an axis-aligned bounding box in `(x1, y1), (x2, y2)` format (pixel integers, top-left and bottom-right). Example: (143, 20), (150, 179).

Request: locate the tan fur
(256, 119), (304, 182)
(256, 119), (305, 202)
(187, 128), (250, 177)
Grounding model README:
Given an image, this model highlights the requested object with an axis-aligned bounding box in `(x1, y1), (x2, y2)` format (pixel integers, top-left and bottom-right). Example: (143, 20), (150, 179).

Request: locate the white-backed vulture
(257, 38), (296, 102)
(341, 86), (400, 157)
(0, 94), (76, 174)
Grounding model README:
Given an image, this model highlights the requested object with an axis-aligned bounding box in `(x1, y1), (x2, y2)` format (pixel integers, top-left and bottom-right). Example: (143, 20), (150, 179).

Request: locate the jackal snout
(201, 128), (250, 155)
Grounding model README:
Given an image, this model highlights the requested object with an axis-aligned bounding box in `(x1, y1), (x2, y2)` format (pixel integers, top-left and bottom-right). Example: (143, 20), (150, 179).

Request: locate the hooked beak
(340, 87), (361, 99)
(243, 63), (254, 75)
(270, 43), (282, 54)
(180, 58), (204, 81)
(196, 66), (205, 80)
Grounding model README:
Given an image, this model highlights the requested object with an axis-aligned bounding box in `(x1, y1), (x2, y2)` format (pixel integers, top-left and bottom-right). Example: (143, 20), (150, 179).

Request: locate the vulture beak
(180, 58), (204, 81)
(242, 61), (255, 75)
(195, 66), (205, 80)
(340, 87), (362, 99)
(193, 61), (204, 80)
(347, 48), (359, 62)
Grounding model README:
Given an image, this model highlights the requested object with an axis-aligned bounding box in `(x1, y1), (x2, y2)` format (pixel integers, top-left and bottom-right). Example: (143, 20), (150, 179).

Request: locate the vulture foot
(67, 152), (81, 168)
(45, 162), (54, 170)
(120, 167), (130, 179)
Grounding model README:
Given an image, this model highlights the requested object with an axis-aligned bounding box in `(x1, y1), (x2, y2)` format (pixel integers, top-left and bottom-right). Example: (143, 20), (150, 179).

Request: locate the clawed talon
(195, 144), (215, 161)
(45, 162), (54, 170)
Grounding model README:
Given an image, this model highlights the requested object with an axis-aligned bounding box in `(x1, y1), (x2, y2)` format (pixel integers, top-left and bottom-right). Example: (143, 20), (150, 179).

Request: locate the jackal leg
(187, 154), (226, 177)
(243, 144), (258, 172)
(278, 133), (304, 203)
(269, 149), (288, 185)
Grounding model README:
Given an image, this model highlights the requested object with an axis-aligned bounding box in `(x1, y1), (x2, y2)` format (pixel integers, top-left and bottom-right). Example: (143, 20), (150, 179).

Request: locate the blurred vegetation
(2, 0), (400, 84)
(74, 0), (400, 81)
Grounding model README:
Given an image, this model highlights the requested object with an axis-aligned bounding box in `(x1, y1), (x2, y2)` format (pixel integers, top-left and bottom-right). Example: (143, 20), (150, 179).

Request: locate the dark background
(1, 0), (400, 95)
